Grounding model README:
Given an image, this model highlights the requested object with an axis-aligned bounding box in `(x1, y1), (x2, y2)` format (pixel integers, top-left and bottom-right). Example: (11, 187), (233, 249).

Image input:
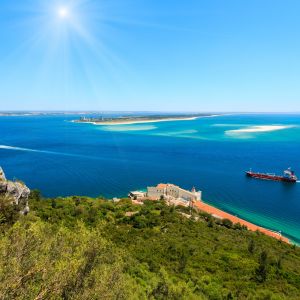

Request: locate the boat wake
(0, 145), (91, 159)
(0, 144), (132, 164)
(0, 145), (54, 154)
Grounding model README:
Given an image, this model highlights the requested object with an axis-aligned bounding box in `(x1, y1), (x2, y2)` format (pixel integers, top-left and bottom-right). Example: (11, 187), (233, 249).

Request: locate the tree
(0, 221), (132, 300)
(208, 219), (214, 228)
(255, 250), (269, 283)
(29, 189), (41, 201)
(222, 218), (233, 228)
(51, 199), (57, 209)
(0, 195), (19, 226)
(248, 240), (255, 254)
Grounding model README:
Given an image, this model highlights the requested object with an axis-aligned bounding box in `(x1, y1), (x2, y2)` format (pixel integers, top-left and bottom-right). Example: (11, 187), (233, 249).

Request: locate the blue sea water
(0, 113), (300, 243)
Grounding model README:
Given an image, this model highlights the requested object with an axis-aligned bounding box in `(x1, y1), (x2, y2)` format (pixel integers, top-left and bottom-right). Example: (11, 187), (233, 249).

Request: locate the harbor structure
(128, 191), (147, 200)
(128, 184), (201, 206)
(146, 183), (202, 202)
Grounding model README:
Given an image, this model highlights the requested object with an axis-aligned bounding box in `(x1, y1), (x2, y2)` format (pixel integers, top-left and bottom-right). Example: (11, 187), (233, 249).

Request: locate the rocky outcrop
(0, 167), (6, 181)
(0, 167), (30, 215)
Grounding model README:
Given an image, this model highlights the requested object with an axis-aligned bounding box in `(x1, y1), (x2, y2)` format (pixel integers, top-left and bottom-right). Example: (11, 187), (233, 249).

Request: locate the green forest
(0, 191), (300, 299)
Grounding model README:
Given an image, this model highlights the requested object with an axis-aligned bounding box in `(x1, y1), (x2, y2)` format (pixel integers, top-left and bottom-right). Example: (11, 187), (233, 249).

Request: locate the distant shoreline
(73, 114), (222, 126)
(77, 117), (198, 126)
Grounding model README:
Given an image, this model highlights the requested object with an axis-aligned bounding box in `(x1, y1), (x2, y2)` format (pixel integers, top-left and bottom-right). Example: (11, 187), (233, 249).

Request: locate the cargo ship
(246, 168), (297, 183)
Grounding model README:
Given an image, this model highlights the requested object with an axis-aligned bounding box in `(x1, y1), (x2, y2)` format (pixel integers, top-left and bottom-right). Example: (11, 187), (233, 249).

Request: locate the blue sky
(0, 0), (299, 112)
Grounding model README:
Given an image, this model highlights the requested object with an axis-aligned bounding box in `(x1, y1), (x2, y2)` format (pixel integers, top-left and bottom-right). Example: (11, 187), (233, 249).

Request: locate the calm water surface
(0, 114), (300, 243)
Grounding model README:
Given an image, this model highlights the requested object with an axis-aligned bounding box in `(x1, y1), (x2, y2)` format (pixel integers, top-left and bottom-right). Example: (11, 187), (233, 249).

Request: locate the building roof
(156, 183), (168, 189)
(156, 183), (180, 189)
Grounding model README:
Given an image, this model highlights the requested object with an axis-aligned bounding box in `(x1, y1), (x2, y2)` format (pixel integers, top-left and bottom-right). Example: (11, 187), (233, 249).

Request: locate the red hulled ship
(246, 168), (297, 183)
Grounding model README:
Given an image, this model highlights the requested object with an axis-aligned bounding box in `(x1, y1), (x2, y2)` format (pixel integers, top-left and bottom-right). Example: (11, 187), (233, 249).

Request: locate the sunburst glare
(57, 7), (69, 19)
(1, 0), (170, 107)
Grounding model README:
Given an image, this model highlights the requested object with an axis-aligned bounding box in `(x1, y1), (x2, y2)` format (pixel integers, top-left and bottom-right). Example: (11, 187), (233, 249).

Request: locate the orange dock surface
(193, 201), (289, 243)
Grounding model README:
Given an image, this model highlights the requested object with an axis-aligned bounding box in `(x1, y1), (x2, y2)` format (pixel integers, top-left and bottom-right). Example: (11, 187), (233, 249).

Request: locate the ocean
(0, 113), (300, 243)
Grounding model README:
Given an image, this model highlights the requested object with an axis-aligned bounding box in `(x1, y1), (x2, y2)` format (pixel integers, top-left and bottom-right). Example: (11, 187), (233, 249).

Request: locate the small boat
(246, 168), (297, 183)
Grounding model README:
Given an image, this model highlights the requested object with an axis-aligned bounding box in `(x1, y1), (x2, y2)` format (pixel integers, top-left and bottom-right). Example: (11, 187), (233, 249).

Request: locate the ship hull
(246, 172), (297, 183)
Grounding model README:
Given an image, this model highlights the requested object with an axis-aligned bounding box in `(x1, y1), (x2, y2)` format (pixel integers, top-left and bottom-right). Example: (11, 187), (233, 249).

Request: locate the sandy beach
(74, 114), (224, 126)
(193, 201), (289, 243)
(78, 117), (200, 126)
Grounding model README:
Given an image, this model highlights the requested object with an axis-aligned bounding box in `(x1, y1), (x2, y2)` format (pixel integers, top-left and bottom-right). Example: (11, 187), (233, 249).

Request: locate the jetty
(128, 183), (289, 243)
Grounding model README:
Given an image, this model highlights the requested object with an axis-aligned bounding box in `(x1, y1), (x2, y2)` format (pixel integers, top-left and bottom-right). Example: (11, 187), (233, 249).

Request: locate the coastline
(83, 117), (199, 126)
(192, 200), (290, 243)
(129, 191), (290, 243)
(73, 114), (223, 126)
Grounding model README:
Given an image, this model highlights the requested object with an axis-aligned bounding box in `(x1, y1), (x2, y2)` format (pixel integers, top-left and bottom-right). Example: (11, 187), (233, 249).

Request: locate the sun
(58, 7), (69, 18)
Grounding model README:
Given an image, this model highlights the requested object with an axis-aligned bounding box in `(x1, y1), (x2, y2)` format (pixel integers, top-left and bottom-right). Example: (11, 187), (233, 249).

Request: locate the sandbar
(226, 125), (294, 135)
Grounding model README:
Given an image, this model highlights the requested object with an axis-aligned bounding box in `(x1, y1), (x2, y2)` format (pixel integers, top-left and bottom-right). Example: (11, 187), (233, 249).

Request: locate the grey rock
(0, 180), (6, 193)
(0, 167), (6, 181)
(0, 167), (30, 214)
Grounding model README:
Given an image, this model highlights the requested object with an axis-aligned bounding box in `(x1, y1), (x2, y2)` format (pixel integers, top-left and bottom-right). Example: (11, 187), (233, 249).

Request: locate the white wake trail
(0, 144), (124, 163)
(0, 145), (50, 153)
(0, 145), (90, 159)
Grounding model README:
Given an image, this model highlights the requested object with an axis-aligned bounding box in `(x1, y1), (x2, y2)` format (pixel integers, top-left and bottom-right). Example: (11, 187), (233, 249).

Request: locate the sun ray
(0, 0), (173, 107)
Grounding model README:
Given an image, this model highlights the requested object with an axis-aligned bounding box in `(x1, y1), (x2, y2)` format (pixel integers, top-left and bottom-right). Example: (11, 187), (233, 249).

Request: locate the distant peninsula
(73, 113), (218, 125)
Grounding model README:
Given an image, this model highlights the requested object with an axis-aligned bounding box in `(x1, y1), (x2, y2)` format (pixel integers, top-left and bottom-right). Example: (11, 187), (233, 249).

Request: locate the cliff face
(0, 167), (30, 214)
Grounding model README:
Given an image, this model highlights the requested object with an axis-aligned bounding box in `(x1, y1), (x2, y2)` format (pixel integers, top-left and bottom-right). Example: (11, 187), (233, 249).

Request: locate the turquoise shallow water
(0, 113), (300, 243)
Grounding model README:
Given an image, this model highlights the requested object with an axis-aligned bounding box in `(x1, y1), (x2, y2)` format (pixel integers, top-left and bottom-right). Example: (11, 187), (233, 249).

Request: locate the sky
(0, 0), (300, 112)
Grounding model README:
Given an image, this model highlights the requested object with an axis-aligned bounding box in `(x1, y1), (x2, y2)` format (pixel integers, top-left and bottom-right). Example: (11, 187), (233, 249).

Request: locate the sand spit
(73, 114), (226, 126)
(86, 117), (199, 126)
(226, 125), (295, 135)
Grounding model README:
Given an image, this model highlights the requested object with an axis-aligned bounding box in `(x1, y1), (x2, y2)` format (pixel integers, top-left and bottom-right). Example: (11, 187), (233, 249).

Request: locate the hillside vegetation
(0, 191), (300, 299)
